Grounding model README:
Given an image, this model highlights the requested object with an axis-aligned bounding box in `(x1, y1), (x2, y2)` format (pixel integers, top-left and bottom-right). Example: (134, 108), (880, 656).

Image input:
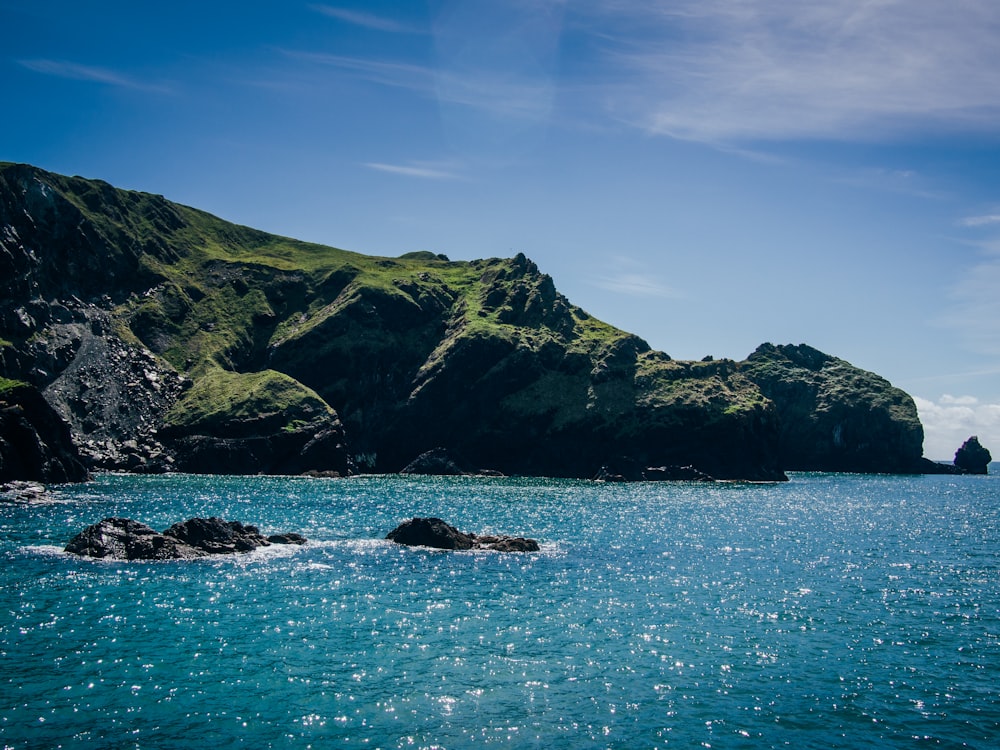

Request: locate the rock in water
(385, 517), (539, 552)
(386, 517), (476, 549)
(163, 516), (270, 554)
(65, 516), (308, 560)
(400, 448), (468, 476)
(954, 436), (992, 475)
(266, 532), (308, 545)
(65, 518), (206, 560)
(473, 534), (541, 552)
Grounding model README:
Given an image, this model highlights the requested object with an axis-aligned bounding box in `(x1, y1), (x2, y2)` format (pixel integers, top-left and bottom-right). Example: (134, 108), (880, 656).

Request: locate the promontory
(1, 162), (938, 482)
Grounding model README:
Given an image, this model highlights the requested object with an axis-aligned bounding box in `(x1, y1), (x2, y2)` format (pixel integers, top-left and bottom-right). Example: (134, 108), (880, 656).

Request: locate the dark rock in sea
(163, 516), (270, 554)
(954, 436), (992, 475)
(0, 381), (89, 483)
(1, 480), (52, 503)
(65, 516), (308, 560)
(65, 517), (205, 560)
(400, 447), (468, 476)
(386, 516), (475, 549)
(473, 534), (541, 552)
(386, 517), (540, 552)
(912, 457), (964, 475)
(399, 447), (505, 477)
(267, 532), (308, 545)
(642, 465), (716, 482)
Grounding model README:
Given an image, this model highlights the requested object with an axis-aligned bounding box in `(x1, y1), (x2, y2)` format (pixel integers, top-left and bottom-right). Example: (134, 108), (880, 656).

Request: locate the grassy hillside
(0, 162), (927, 479)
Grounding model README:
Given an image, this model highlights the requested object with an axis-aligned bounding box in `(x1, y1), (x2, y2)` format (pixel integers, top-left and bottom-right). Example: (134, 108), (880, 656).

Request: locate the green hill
(0, 162), (929, 481)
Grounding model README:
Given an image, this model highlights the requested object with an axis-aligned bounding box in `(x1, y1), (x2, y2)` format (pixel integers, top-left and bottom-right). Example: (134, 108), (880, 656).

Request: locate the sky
(2, 0), (999, 460)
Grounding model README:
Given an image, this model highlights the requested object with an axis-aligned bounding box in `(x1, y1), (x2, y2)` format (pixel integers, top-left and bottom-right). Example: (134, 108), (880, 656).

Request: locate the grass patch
(0, 376), (27, 396)
(164, 367), (333, 430)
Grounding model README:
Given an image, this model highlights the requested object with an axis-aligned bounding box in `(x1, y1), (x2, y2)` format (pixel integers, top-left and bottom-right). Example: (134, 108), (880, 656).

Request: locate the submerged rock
(385, 517), (539, 552)
(954, 436), (992, 475)
(65, 516), (308, 560)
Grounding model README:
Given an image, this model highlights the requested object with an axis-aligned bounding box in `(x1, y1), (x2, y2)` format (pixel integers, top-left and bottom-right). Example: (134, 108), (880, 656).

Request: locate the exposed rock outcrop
(399, 447), (468, 475)
(0, 380), (88, 483)
(64, 516), (307, 560)
(157, 368), (354, 476)
(65, 518), (204, 560)
(954, 436), (992, 475)
(742, 344), (925, 474)
(1, 480), (53, 503)
(386, 517), (540, 552)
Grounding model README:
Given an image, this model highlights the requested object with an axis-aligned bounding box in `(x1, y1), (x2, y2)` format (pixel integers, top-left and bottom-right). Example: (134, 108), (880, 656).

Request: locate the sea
(1, 471), (998, 749)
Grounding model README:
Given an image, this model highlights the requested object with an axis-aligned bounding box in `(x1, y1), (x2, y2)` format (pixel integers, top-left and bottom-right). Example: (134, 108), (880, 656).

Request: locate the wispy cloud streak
(310, 5), (419, 33)
(282, 50), (553, 121)
(18, 58), (170, 93)
(364, 162), (461, 180)
(961, 214), (1000, 228)
(582, 0), (1000, 142)
(592, 271), (678, 298)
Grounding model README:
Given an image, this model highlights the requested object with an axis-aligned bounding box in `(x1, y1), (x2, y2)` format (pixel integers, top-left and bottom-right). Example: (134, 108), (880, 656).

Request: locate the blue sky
(3, 0), (1000, 460)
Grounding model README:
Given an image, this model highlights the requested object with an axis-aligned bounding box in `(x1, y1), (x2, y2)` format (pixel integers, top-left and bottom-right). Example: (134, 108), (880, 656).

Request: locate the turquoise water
(2, 472), (999, 749)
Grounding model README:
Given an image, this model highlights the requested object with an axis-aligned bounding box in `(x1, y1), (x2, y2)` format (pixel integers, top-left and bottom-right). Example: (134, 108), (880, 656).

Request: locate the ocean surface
(2, 471), (998, 749)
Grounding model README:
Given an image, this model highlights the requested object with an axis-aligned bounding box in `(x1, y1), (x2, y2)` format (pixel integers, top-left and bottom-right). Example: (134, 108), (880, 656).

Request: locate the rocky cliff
(0, 162), (931, 481)
(0, 378), (88, 483)
(741, 343), (926, 473)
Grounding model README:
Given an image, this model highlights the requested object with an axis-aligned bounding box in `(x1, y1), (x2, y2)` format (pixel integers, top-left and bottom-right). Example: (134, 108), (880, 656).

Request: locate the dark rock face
(64, 516), (307, 560)
(165, 419), (353, 476)
(954, 436), (992, 475)
(742, 344), (925, 474)
(400, 447), (469, 476)
(385, 517), (539, 552)
(0, 381), (88, 483)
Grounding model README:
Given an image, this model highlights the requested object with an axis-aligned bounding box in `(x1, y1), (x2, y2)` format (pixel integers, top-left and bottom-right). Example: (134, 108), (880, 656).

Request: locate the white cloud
(310, 5), (419, 33)
(592, 272), (677, 297)
(961, 214), (1000, 227)
(18, 58), (170, 93)
(363, 162), (461, 180)
(584, 0), (1000, 143)
(941, 394), (979, 406)
(282, 50), (554, 121)
(914, 394), (1000, 461)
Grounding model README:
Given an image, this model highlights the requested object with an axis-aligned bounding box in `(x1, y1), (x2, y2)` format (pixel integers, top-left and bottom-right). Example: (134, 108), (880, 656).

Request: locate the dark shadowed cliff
(1, 163), (932, 481)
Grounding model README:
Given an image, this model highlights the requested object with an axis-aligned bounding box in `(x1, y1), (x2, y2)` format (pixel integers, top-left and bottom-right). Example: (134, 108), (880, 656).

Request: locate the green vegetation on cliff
(0, 162), (929, 479)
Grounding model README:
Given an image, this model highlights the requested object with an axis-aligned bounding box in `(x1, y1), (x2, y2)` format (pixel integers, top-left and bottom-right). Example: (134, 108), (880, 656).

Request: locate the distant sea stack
(0, 162), (936, 481)
(954, 436), (992, 475)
